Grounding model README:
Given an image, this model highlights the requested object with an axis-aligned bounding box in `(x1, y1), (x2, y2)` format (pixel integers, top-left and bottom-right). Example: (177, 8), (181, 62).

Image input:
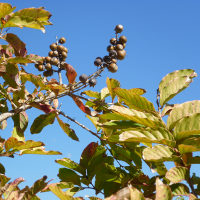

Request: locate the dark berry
(109, 50), (117, 58)
(117, 50), (126, 60)
(89, 78), (97, 87)
(115, 24), (123, 33)
(79, 74), (88, 83)
(119, 35), (127, 44)
(107, 63), (118, 73)
(103, 55), (111, 63)
(43, 70), (53, 77)
(50, 43), (57, 51)
(110, 38), (117, 45)
(94, 57), (102, 66)
(59, 37), (66, 44)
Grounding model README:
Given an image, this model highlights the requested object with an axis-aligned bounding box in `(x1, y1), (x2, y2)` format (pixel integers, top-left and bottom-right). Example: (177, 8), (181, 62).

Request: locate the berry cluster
(34, 37), (68, 77)
(79, 24), (127, 87)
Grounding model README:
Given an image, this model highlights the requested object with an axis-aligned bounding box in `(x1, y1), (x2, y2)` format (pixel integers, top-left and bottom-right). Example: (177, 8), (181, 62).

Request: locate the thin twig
(58, 110), (103, 141)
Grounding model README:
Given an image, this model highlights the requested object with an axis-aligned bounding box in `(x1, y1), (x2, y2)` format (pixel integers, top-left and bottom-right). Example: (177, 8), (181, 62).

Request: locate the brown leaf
(53, 99), (59, 109)
(63, 63), (77, 84)
(72, 95), (91, 115)
(4, 33), (27, 57)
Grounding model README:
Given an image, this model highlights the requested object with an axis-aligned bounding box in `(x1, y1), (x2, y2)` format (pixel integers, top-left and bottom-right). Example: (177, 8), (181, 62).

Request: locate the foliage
(0, 2), (200, 200)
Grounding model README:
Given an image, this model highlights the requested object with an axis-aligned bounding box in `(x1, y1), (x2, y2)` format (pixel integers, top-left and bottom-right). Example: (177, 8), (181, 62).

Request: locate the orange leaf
(72, 95), (91, 115)
(63, 63), (77, 84)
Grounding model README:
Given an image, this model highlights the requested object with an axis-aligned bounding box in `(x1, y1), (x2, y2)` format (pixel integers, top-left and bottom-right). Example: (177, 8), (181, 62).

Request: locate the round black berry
(79, 74), (88, 83)
(89, 78), (97, 87)
(109, 50), (117, 58)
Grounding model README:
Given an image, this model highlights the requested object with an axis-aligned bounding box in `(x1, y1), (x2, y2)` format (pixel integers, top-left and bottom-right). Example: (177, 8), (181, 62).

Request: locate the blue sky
(2, 0), (200, 199)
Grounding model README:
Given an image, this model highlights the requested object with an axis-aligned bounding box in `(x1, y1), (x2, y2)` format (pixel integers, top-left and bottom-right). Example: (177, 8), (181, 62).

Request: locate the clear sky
(1, 0), (200, 199)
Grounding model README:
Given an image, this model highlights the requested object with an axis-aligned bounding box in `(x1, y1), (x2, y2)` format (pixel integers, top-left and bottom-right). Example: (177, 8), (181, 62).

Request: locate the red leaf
(4, 33), (27, 57)
(31, 103), (55, 114)
(72, 95), (91, 115)
(63, 63), (77, 84)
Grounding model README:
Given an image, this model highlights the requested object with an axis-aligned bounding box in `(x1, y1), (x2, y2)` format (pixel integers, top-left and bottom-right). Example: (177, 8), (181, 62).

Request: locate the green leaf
(114, 87), (156, 113)
(178, 137), (200, 154)
(159, 69), (197, 106)
(81, 90), (100, 98)
(165, 167), (188, 183)
(4, 33), (27, 57)
(0, 3), (16, 20)
(155, 178), (172, 200)
(0, 163), (5, 174)
(48, 184), (73, 200)
(109, 105), (164, 128)
(29, 176), (48, 195)
(58, 168), (81, 186)
(20, 148), (61, 155)
(12, 111), (28, 141)
(98, 120), (144, 129)
(149, 162), (167, 176)
(56, 116), (79, 141)
(30, 112), (56, 134)
(174, 113), (200, 141)
(106, 78), (120, 101)
(170, 183), (189, 196)
(142, 145), (177, 162)
(4, 7), (52, 31)
(167, 100), (200, 130)
(56, 158), (85, 175)
(119, 127), (175, 147)
(0, 174), (10, 187)
(86, 115), (101, 132)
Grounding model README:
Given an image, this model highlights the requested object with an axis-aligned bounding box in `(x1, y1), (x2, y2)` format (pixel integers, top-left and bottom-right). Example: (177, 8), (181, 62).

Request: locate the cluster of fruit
(79, 24), (127, 87)
(34, 37), (68, 77)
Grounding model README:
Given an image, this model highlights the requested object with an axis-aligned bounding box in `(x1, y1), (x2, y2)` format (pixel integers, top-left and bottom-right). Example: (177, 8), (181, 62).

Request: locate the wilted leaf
(4, 7), (52, 31)
(114, 87), (156, 113)
(143, 145), (177, 162)
(100, 87), (110, 100)
(20, 147), (61, 155)
(0, 174), (10, 187)
(81, 90), (100, 99)
(4, 137), (24, 151)
(63, 63), (77, 84)
(79, 142), (98, 168)
(72, 95), (92, 115)
(56, 158), (85, 175)
(58, 168), (81, 186)
(0, 3), (16, 20)
(155, 178), (172, 200)
(165, 167), (188, 183)
(106, 78), (120, 101)
(159, 69), (197, 106)
(14, 140), (44, 151)
(119, 127), (175, 147)
(4, 33), (27, 57)
(56, 116), (79, 141)
(30, 112), (56, 134)
(149, 162), (167, 176)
